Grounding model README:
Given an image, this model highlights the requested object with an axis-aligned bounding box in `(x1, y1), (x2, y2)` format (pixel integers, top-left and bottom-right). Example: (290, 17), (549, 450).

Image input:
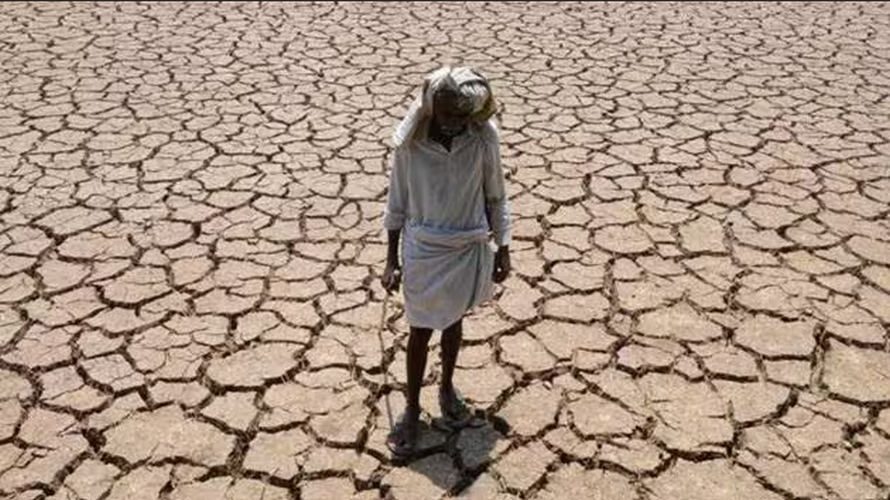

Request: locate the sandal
(386, 411), (419, 457)
(438, 388), (474, 429)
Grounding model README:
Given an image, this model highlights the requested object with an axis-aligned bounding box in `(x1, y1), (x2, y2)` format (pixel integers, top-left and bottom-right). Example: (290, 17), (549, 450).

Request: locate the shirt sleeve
(383, 148), (408, 231)
(483, 124), (511, 246)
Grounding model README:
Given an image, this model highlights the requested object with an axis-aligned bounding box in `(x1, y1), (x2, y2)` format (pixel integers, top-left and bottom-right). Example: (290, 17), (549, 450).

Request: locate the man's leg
(440, 319), (463, 395)
(439, 319), (471, 424)
(406, 325), (433, 416)
(389, 325), (433, 454)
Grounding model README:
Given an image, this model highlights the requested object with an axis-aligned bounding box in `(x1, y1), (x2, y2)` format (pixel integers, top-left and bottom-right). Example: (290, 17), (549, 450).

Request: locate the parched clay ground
(1, 2), (890, 499)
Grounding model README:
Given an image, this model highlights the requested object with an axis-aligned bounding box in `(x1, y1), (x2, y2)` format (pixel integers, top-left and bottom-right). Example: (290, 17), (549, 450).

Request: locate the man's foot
(438, 387), (474, 429)
(386, 407), (420, 457)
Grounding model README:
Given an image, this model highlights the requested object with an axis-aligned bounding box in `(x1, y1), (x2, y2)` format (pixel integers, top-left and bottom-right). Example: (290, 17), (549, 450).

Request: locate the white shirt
(383, 120), (510, 246)
(383, 119), (511, 329)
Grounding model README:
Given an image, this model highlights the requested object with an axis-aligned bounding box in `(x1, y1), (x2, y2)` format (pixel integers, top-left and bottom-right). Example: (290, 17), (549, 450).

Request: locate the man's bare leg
(440, 319), (462, 396)
(388, 325), (432, 454)
(439, 319), (472, 425)
(406, 326), (433, 413)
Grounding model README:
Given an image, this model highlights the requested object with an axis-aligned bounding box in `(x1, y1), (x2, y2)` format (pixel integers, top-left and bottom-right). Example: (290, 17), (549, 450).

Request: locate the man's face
(433, 91), (472, 138)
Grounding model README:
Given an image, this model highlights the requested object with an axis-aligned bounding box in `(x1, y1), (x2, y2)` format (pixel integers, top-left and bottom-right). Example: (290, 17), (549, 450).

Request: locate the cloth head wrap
(393, 66), (497, 148)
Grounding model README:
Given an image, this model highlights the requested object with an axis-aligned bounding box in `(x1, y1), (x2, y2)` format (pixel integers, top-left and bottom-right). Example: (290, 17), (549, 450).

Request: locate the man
(381, 66), (511, 457)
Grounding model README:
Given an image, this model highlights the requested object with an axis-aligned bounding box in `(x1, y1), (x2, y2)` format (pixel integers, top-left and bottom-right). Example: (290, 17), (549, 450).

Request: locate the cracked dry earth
(1, 2), (890, 500)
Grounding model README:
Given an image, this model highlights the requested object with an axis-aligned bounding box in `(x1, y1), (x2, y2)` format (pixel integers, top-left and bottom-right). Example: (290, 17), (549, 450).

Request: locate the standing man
(381, 66), (511, 457)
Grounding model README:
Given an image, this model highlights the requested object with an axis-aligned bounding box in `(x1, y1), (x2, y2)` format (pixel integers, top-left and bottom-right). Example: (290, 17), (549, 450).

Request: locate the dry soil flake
(543, 292), (610, 322)
(103, 406), (235, 466)
(640, 374), (733, 454)
(734, 314), (816, 358)
(36, 206), (112, 236)
(492, 441), (556, 492)
(823, 340), (890, 404)
(383, 454), (460, 500)
(169, 477), (290, 500)
(594, 225), (653, 254)
(242, 429), (311, 480)
(647, 459), (784, 500)
(636, 302), (723, 342)
(105, 465), (172, 500)
(680, 216), (727, 253)
(58, 459), (119, 500)
(847, 235), (890, 265)
(533, 463), (639, 500)
(569, 393), (643, 437)
(206, 343), (299, 387)
(102, 267), (171, 305)
(496, 381), (561, 437)
(200, 391), (259, 431)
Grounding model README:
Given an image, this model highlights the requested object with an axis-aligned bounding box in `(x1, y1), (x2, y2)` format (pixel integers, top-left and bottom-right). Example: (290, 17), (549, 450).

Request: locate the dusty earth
(1, 2), (889, 499)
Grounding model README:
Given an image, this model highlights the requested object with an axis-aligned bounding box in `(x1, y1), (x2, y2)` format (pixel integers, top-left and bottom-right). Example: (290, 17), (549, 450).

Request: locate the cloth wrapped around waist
(401, 224), (494, 330)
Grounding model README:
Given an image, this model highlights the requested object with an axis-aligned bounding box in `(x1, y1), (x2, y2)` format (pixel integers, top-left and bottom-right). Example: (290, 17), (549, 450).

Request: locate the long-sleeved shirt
(382, 120), (511, 329)
(383, 120), (510, 247)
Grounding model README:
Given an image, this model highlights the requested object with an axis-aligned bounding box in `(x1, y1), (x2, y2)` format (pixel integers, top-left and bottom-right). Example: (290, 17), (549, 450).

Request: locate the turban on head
(393, 66), (497, 148)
